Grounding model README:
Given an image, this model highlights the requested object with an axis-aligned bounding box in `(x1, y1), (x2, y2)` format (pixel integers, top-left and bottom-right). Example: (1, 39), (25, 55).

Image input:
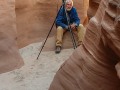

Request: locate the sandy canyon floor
(0, 42), (74, 90)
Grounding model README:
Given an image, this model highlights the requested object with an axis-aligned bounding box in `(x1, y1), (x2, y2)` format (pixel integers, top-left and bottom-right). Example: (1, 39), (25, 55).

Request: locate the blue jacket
(56, 7), (80, 29)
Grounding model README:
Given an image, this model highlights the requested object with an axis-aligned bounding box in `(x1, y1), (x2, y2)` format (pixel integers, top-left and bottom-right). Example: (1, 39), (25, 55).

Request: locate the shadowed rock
(87, 0), (101, 19)
(49, 0), (120, 90)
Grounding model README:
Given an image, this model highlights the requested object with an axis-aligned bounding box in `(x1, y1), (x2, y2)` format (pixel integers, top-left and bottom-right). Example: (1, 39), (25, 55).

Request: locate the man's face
(65, 2), (73, 11)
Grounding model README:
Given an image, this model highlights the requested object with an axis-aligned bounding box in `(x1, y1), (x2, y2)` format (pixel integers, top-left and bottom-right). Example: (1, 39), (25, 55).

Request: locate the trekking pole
(63, 1), (77, 49)
(36, 4), (63, 60)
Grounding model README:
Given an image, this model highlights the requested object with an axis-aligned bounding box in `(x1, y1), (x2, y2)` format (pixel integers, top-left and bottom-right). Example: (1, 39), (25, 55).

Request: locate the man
(55, 0), (85, 54)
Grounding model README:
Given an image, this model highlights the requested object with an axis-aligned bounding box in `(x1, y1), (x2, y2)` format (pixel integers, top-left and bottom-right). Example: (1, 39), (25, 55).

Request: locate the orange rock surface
(0, 0), (23, 74)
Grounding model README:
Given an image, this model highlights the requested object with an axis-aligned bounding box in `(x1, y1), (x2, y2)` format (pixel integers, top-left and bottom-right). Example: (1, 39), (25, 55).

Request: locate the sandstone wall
(0, 0), (23, 74)
(87, 0), (101, 19)
(49, 0), (120, 90)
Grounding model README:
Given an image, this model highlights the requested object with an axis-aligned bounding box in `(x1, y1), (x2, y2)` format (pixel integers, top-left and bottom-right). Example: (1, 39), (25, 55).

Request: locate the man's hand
(70, 23), (76, 29)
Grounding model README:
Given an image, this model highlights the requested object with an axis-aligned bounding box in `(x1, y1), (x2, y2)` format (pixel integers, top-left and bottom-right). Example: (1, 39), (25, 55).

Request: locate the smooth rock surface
(0, 0), (23, 74)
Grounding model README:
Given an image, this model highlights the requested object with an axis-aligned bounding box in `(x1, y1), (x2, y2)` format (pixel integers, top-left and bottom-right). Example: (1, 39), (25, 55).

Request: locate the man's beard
(66, 8), (72, 11)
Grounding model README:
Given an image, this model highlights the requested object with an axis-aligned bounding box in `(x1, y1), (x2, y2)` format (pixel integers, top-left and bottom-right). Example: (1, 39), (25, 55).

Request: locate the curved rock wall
(49, 0), (120, 90)
(0, 0), (23, 74)
(15, 0), (89, 48)
(87, 0), (101, 19)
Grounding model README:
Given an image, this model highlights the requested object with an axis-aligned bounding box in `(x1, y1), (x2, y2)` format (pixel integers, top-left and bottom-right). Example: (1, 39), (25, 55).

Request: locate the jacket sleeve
(73, 8), (80, 27)
(56, 8), (68, 29)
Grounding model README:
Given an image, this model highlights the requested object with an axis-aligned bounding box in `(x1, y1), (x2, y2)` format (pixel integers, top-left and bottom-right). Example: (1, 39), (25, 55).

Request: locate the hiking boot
(55, 46), (61, 54)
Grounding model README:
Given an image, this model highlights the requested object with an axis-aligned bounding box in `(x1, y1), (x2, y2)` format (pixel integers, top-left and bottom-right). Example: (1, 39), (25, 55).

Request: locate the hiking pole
(36, 4), (63, 60)
(63, 1), (77, 49)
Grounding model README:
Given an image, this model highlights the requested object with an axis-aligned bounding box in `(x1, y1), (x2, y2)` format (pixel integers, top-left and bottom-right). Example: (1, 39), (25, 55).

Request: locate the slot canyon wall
(0, 0), (23, 74)
(87, 0), (101, 19)
(49, 0), (120, 90)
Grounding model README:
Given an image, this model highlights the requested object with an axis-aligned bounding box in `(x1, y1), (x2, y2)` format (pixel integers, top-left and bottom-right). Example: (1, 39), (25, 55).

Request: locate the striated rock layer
(0, 0), (23, 74)
(49, 0), (120, 90)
